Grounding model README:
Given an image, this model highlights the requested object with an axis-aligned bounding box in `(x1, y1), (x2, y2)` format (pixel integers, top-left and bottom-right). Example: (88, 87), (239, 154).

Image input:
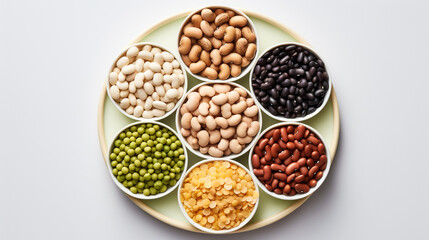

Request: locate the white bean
(142, 45), (152, 52)
(171, 74), (180, 88)
(152, 92), (160, 101)
(128, 81), (136, 93)
(151, 47), (162, 55)
(178, 74), (185, 85)
(126, 106), (134, 115)
(109, 72), (118, 85)
(119, 98), (130, 109)
(136, 89), (147, 101)
(143, 82), (154, 95)
(118, 72), (125, 82)
(166, 102), (175, 111)
(128, 93), (137, 106)
(144, 70), (154, 80)
(163, 74), (172, 83)
(135, 59), (144, 72)
(133, 105), (143, 117)
(110, 86), (120, 100)
(134, 73), (144, 88)
(138, 50), (153, 61)
(153, 100), (167, 110)
(142, 110), (153, 118)
(152, 109), (165, 117)
(143, 61), (150, 71)
(153, 73), (163, 86)
(162, 62), (173, 75)
(163, 83), (171, 91)
(120, 90), (129, 98)
(116, 56), (129, 69)
(173, 69), (182, 74)
(177, 87), (184, 99)
(162, 51), (174, 62)
(113, 67), (120, 74)
(155, 85), (165, 97)
(149, 62), (161, 73)
(117, 81), (128, 90)
(126, 46), (139, 58)
(166, 88), (179, 99)
(171, 60), (180, 69)
(125, 72), (136, 82)
(144, 97), (153, 110)
(137, 99), (144, 107)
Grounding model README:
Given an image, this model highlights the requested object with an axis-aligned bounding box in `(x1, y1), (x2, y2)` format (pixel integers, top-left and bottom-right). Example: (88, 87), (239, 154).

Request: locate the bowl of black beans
(250, 43), (331, 121)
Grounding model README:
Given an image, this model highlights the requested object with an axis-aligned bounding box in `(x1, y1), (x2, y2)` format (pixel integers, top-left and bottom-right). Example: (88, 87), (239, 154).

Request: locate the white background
(1, 0), (428, 239)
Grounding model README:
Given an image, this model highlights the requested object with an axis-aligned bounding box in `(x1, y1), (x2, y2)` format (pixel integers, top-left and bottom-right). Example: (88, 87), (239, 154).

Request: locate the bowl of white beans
(106, 42), (188, 121)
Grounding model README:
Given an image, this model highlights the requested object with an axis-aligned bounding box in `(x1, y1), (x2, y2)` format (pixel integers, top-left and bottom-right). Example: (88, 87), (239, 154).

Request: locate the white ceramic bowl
(177, 6), (259, 82)
(177, 158), (259, 233)
(175, 81), (262, 159)
(106, 42), (188, 121)
(248, 122), (331, 200)
(249, 42), (332, 122)
(106, 121), (188, 200)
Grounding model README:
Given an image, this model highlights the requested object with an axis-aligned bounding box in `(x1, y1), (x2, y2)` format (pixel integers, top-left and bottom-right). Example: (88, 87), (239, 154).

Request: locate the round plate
(97, 11), (340, 233)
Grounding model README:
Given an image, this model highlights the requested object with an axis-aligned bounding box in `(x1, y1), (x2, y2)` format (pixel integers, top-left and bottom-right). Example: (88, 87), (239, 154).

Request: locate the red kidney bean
(320, 163), (327, 171)
(295, 183), (310, 193)
(294, 125), (305, 140)
(278, 140), (287, 149)
(274, 158), (282, 164)
(307, 158), (314, 168)
(288, 189), (297, 196)
(307, 136), (319, 145)
(280, 127), (288, 141)
(265, 183), (273, 191)
(304, 129), (310, 138)
(278, 150), (290, 160)
(297, 158), (306, 167)
(315, 171), (323, 180)
(308, 165), (319, 177)
(311, 151), (320, 160)
(286, 174), (295, 183)
(294, 140), (304, 150)
(273, 129), (281, 142)
(271, 163), (285, 172)
(271, 179), (279, 188)
(260, 157), (268, 165)
(255, 146), (263, 157)
(300, 166), (308, 176)
(252, 154), (260, 168)
(304, 145), (312, 157)
(317, 143), (326, 154)
(283, 157), (292, 166)
(286, 142), (295, 150)
(278, 181), (286, 188)
(263, 165), (272, 180)
(291, 149), (300, 161)
(265, 145), (272, 161)
(318, 154), (327, 167)
(274, 172), (287, 181)
(304, 176), (310, 182)
(301, 139), (308, 146)
(264, 129), (275, 139)
(309, 179), (317, 187)
(274, 188), (283, 194)
(286, 126), (294, 134)
(271, 143), (281, 158)
(259, 138), (269, 150)
(295, 174), (305, 183)
(253, 169), (263, 176)
(268, 138), (274, 146)
(287, 134), (295, 141)
(283, 184), (291, 194)
(286, 162), (300, 175)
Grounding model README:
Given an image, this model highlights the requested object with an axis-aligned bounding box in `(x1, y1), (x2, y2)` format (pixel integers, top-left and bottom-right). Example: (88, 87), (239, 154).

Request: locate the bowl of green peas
(107, 121), (188, 199)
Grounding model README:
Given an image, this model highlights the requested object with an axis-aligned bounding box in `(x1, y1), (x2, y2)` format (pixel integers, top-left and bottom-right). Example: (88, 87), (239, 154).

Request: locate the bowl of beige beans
(107, 42), (187, 120)
(177, 6), (259, 82)
(176, 82), (262, 159)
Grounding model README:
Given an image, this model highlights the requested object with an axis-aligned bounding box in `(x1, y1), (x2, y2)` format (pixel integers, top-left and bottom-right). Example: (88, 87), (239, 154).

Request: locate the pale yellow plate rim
(97, 10), (340, 234)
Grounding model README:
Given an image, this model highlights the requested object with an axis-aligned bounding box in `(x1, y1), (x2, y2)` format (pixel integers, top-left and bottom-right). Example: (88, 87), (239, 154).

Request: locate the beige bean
(178, 36), (192, 55)
(214, 24), (227, 39)
(198, 37), (212, 52)
(126, 106), (134, 115)
(181, 128), (190, 137)
(214, 9), (225, 15)
(199, 146), (208, 154)
(133, 105), (143, 117)
(209, 37), (222, 49)
(244, 105), (258, 117)
(116, 56), (129, 69)
(213, 84), (231, 93)
(181, 112), (192, 129)
(226, 91), (240, 104)
(223, 26), (235, 42)
(227, 114), (241, 126)
(221, 103), (232, 118)
(198, 102), (209, 116)
(245, 43), (257, 60)
(142, 82), (153, 95)
(237, 136), (252, 145)
(229, 139), (243, 154)
(197, 130), (209, 147)
(219, 43), (234, 56)
(189, 60), (206, 74)
(220, 127), (235, 139)
(189, 45), (202, 62)
(210, 64), (219, 72)
(166, 102), (175, 111)
(242, 27), (256, 43)
(209, 101), (220, 116)
(143, 70), (154, 81)
(129, 82), (136, 94)
(209, 130), (221, 144)
(231, 101), (247, 114)
(235, 38), (248, 56)
(166, 88), (179, 99)
(151, 47), (162, 55)
(120, 90), (129, 98)
(138, 50), (153, 61)
(117, 80), (128, 91)
(208, 147), (223, 158)
(198, 86), (215, 97)
(200, 20), (213, 37)
(141, 110), (152, 118)
(109, 72), (118, 85)
(201, 67), (218, 80)
(162, 62), (173, 75)
(122, 64), (136, 75)
(218, 139), (229, 151)
(118, 72), (125, 82)
(184, 27), (203, 39)
(200, 50), (211, 66)
(241, 57), (250, 67)
(181, 55), (191, 67)
(218, 64), (230, 80)
(210, 49), (222, 66)
(191, 117), (201, 131)
(215, 117), (228, 129)
(241, 116), (253, 126)
(205, 115), (216, 130)
(191, 14), (202, 27)
(212, 93), (228, 105)
(247, 121), (260, 137)
(190, 129), (198, 138)
(110, 86), (120, 100)
(186, 93), (201, 112)
(229, 16), (247, 27)
(234, 87), (247, 97)
(180, 103), (189, 115)
(230, 64), (241, 77)
(223, 53), (242, 65)
(236, 122), (248, 138)
(201, 8), (216, 22)
(186, 136), (199, 150)
(126, 46), (139, 58)
(215, 13), (230, 26)
(144, 96), (153, 109)
(119, 98), (130, 109)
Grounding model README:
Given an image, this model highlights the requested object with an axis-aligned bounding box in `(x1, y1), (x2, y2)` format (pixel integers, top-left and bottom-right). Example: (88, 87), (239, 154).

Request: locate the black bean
(279, 56), (290, 65)
(297, 52), (304, 63)
(315, 89), (325, 98)
(308, 107), (316, 114)
(308, 99), (319, 106)
(261, 83), (271, 90)
(295, 69), (305, 76)
(285, 45), (296, 52)
(306, 82), (314, 92)
(266, 64), (272, 71)
(296, 96), (303, 104)
(272, 48), (281, 56)
(262, 52), (271, 59)
(268, 106), (278, 115)
(272, 58), (279, 67)
(258, 91), (267, 98)
(290, 78), (297, 85)
(277, 106), (285, 114)
(267, 54), (275, 63)
(285, 112), (291, 118)
(260, 70), (268, 79)
(289, 86), (296, 94)
(302, 102), (308, 109)
(279, 98), (287, 106)
(317, 72), (323, 81)
(294, 105), (303, 113)
(280, 65), (288, 72)
(258, 58), (266, 65)
(305, 93), (315, 100)
(280, 88), (288, 97)
(269, 97), (278, 106)
(261, 95), (270, 103)
(270, 88), (279, 98)
(299, 88), (305, 97)
(297, 79), (307, 88)
(287, 94), (295, 100)
(275, 85), (282, 91)
(286, 100), (293, 112)
(254, 65), (261, 76)
(272, 66), (280, 72)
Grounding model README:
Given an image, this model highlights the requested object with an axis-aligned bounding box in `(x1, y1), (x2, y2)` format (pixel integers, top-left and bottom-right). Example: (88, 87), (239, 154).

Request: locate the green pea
(147, 128), (155, 135)
(113, 148), (120, 154)
(151, 147), (156, 152)
(166, 139), (172, 145)
(154, 180), (162, 189)
(127, 149), (135, 156)
(116, 163), (123, 170)
(148, 169), (154, 174)
(169, 179), (177, 186)
(154, 151), (162, 158)
(122, 181), (128, 187)
(132, 173), (139, 180)
(177, 161), (184, 168)
(155, 143), (163, 151)
(144, 173), (151, 181)
(175, 173), (181, 180)
(129, 164), (135, 171)
(170, 143), (177, 150)
(117, 171), (123, 176)
(127, 181), (134, 187)
(117, 175), (125, 182)
(153, 125), (160, 131)
(133, 159), (140, 167)
(141, 160), (148, 167)
(137, 127), (144, 134)
(119, 152), (126, 158)
(129, 142), (137, 149)
(163, 175), (170, 182)
(114, 139), (122, 147)
(111, 160), (117, 167)
(164, 157), (171, 165)
(148, 163), (154, 169)
(179, 155), (185, 161)
(160, 185), (167, 193)
(137, 182), (144, 189)
(139, 169), (147, 175)
(147, 180), (154, 187)
(151, 173), (158, 180)
(124, 155), (130, 162)
(162, 128), (168, 133)
(174, 167), (181, 173)
(154, 162), (161, 170)
(125, 173), (132, 180)
(158, 173), (164, 180)
(147, 140), (154, 147)
(123, 138), (130, 145)
(139, 176), (145, 182)
(142, 134), (149, 141)
(134, 147), (142, 154)
(126, 131), (132, 137)
(119, 133), (126, 139)
(144, 147), (151, 153)
(143, 189), (150, 196)
(167, 151), (173, 157)
(119, 144), (125, 151)
(136, 137), (143, 144)
(170, 173), (175, 179)
(112, 169), (118, 176)
(130, 187), (137, 194)
(156, 131), (162, 137)
(130, 126), (137, 132)
(161, 163), (168, 170)
(178, 148), (184, 154)
(159, 138), (166, 144)
(149, 187), (157, 195)
(132, 132), (139, 137)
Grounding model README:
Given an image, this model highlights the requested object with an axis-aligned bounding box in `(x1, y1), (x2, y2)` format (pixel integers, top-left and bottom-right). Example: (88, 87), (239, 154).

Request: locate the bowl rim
(106, 121), (189, 200)
(177, 158), (260, 233)
(106, 42), (188, 121)
(176, 5), (260, 82)
(175, 81), (262, 159)
(248, 42), (332, 122)
(248, 122), (331, 200)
